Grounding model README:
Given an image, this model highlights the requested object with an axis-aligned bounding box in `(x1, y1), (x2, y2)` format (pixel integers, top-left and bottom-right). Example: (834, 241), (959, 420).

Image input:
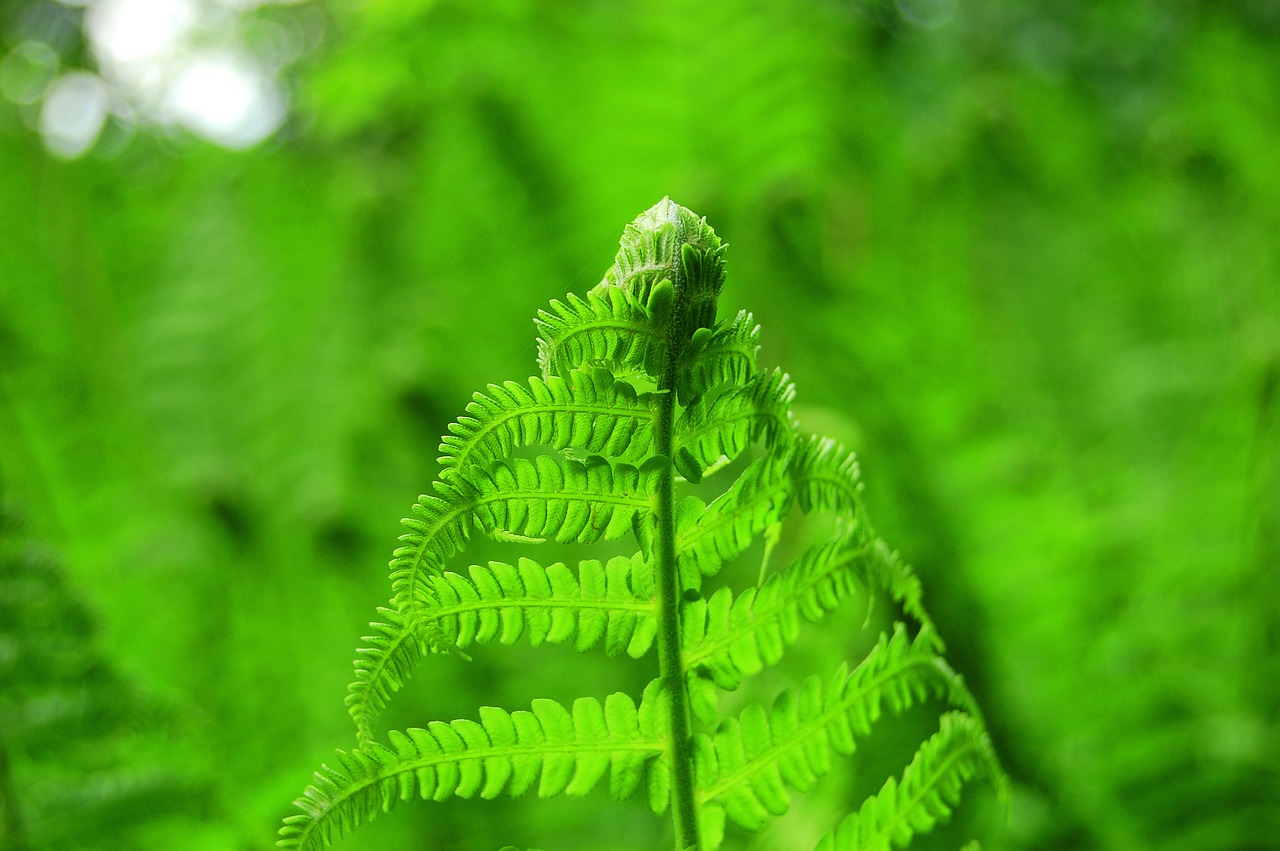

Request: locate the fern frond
(676, 309), (760, 404)
(351, 555), (660, 745)
(792, 436), (863, 517)
(692, 625), (973, 835)
(814, 712), (1004, 851)
(867, 541), (942, 653)
(674, 368), (797, 482)
(391, 455), (661, 617)
(674, 438), (864, 589)
(535, 287), (664, 381)
(678, 529), (945, 704)
(681, 529), (877, 694)
(427, 555), (658, 657)
(1, 505), (214, 846)
(467, 455), (662, 543)
(439, 370), (657, 478)
(535, 198), (728, 386)
(346, 607), (433, 746)
(283, 200), (1004, 851)
(279, 688), (670, 851)
(674, 454), (795, 588)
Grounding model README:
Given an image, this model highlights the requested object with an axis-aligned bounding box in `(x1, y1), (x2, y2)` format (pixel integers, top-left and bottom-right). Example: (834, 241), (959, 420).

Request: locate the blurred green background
(1, 0), (1277, 849)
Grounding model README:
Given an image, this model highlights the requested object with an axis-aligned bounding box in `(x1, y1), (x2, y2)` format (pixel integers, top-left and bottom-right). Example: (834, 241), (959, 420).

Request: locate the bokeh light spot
(85, 0), (198, 66)
(895, 0), (959, 31)
(166, 52), (284, 148)
(1, 40), (60, 105)
(39, 70), (109, 158)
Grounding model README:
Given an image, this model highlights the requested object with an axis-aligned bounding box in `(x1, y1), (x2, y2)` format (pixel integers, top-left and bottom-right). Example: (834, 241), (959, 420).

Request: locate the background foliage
(1, 1), (1277, 849)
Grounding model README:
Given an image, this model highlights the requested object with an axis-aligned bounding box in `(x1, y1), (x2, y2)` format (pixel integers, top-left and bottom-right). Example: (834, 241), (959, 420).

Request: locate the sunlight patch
(2, 0), (313, 156)
(166, 52), (285, 149)
(39, 70), (109, 158)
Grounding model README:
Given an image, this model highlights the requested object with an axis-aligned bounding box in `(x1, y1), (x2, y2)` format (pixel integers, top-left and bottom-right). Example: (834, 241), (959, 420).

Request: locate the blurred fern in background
(0, 0), (1276, 848)
(0, 493), (212, 849)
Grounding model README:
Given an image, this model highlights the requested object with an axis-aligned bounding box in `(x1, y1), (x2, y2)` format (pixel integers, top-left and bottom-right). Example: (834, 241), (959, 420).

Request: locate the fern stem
(655, 337), (700, 851)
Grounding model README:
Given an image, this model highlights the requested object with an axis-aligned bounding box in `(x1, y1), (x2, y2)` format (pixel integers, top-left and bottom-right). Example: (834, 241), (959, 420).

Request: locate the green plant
(277, 199), (1004, 851)
(0, 494), (211, 851)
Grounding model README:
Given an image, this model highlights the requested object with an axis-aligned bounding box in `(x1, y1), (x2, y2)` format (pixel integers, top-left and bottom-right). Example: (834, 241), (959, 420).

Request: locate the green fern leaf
(681, 529), (874, 694)
(681, 530), (944, 703)
(791, 436), (863, 517)
(391, 454), (661, 618)
(280, 687), (669, 851)
(349, 553), (662, 748)
(814, 713), (1004, 851)
(675, 309), (760, 404)
(428, 555), (657, 655)
(439, 370), (656, 478)
(674, 368), (796, 481)
(673, 437), (865, 590)
(466, 455), (661, 544)
(603, 197), (726, 341)
(535, 287), (664, 381)
(692, 625), (977, 834)
(675, 454), (796, 587)
(346, 607), (432, 746)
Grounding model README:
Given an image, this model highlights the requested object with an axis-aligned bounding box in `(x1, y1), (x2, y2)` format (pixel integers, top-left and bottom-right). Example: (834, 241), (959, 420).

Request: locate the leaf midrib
(681, 539), (872, 670)
(398, 486), (653, 616)
(444, 399), (652, 471)
(696, 653), (939, 805)
(857, 734), (986, 850)
(296, 738), (666, 849)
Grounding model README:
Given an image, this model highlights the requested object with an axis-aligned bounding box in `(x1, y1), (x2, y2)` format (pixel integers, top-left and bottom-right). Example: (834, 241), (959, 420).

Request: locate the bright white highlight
(40, 71), (110, 158)
(86, 0), (198, 66)
(167, 53), (284, 148)
(30, 0), (296, 154)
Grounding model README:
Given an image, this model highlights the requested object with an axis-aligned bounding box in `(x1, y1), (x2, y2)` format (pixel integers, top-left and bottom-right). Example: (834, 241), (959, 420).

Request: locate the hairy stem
(653, 207), (701, 850)
(654, 348), (699, 851)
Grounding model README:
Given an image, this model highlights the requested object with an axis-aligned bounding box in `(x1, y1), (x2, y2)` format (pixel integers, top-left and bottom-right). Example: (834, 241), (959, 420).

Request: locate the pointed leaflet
(675, 453), (796, 588)
(391, 455), (661, 618)
(674, 368), (796, 482)
(676, 310), (760, 404)
(681, 529), (874, 695)
(672, 436), (868, 590)
(427, 555), (658, 657)
(278, 691), (668, 851)
(535, 286), (666, 381)
(349, 555), (659, 745)
(681, 528), (944, 700)
(346, 607), (434, 746)
(792, 436), (863, 517)
(814, 713), (1005, 851)
(440, 370), (657, 479)
(692, 626), (981, 834)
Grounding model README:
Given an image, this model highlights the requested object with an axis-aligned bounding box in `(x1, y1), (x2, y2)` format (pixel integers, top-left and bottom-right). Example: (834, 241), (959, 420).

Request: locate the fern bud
(598, 198), (727, 350)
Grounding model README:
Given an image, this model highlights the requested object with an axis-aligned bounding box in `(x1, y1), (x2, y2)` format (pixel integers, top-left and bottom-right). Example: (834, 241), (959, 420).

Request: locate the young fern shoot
(279, 199), (1005, 851)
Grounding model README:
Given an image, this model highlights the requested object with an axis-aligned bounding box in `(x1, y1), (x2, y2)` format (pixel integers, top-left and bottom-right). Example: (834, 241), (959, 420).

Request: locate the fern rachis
(279, 199), (1005, 850)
